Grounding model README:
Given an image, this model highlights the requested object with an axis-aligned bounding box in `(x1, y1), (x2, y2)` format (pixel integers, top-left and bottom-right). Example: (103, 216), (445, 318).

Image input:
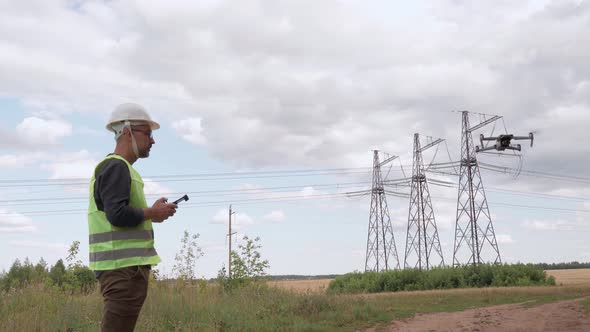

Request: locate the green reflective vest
(88, 154), (161, 270)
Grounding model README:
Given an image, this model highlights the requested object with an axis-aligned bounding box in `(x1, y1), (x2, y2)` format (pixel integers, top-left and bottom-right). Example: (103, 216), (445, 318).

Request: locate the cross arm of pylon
(381, 178), (412, 186)
(377, 154), (399, 168)
(384, 190), (409, 198)
(468, 115), (502, 132)
(420, 138), (444, 152)
(426, 169), (460, 177)
(344, 189), (372, 197)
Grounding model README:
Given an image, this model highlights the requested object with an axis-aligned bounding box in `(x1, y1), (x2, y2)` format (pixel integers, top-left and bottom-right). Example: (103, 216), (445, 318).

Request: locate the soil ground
(370, 296), (590, 332)
(270, 269), (590, 331)
(367, 269), (590, 331)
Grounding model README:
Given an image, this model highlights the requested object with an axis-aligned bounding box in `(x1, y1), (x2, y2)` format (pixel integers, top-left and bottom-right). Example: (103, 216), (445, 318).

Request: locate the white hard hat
(106, 103), (160, 133)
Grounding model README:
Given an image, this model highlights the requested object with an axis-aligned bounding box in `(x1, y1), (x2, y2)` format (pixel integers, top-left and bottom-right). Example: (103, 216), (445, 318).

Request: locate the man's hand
(143, 197), (177, 223)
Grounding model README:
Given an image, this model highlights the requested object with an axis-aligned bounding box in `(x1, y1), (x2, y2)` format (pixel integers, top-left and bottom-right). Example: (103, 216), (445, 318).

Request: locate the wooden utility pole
(228, 205), (236, 278)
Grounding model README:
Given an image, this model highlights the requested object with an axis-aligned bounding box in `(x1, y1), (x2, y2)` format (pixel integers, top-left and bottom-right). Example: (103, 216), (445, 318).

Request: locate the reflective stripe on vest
(87, 154), (161, 270)
(89, 229), (155, 244)
(90, 247), (158, 262)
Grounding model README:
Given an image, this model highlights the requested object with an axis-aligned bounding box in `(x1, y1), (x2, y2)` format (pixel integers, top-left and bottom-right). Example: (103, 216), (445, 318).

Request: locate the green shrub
(328, 264), (554, 294)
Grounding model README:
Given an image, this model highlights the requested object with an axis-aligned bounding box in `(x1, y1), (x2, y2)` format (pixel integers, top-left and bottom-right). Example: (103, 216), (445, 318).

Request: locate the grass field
(2, 269), (590, 331)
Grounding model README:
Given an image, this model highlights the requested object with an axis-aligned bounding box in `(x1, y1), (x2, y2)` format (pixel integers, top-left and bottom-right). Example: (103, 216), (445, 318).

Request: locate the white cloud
(234, 183), (264, 194)
(0, 0), (587, 192)
(231, 212), (254, 227)
(0, 151), (49, 168)
(172, 117), (206, 145)
(496, 234), (514, 244)
(210, 209), (254, 230)
(41, 150), (97, 180)
(16, 116), (72, 144)
(300, 186), (317, 198)
(524, 219), (573, 231)
(210, 209), (228, 224)
(262, 210), (285, 223)
(143, 178), (174, 197)
(8, 240), (68, 252)
(0, 210), (37, 233)
(230, 183), (329, 204)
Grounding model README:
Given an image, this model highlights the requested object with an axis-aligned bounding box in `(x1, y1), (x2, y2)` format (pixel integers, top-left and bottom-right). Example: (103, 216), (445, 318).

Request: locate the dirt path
(368, 297), (590, 332)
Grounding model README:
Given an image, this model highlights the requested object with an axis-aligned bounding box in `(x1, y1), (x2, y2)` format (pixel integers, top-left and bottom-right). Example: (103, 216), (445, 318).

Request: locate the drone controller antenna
(173, 194), (189, 204)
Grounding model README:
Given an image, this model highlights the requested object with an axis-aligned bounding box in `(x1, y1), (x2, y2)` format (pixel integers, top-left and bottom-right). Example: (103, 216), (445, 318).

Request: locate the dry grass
(267, 278), (332, 293)
(546, 268), (590, 285)
(4, 272), (590, 331)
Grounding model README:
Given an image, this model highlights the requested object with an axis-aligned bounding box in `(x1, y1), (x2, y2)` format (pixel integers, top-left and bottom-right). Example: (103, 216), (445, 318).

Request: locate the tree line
(535, 261), (590, 270)
(0, 241), (95, 293)
(0, 231), (270, 293)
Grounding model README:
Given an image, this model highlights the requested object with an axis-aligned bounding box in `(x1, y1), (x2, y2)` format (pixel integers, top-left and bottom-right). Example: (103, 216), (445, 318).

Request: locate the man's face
(131, 124), (155, 158)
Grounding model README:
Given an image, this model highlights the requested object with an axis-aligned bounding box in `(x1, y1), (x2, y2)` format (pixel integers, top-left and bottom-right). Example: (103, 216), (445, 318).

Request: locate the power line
(0, 170), (375, 188)
(0, 181), (373, 205)
(1, 177), (588, 211)
(0, 163), (587, 189)
(0, 167), (375, 185)
(1, 191), (369, 216)
(5, 195), (587, 218)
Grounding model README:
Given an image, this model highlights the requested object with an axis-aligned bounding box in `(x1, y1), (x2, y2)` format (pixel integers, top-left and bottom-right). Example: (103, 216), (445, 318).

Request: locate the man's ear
(117, 127), (132, 142)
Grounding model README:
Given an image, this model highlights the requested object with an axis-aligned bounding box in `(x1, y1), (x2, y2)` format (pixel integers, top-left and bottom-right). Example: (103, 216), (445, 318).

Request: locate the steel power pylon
(365, 150), (400, 272)
(453, 111), (501, 267)
(404, 133), (445, 270)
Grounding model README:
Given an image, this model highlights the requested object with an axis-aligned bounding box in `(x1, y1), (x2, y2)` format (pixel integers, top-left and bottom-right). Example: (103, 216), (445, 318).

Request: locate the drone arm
(476, 145), (496, 153)
(511, 132), (534, 147)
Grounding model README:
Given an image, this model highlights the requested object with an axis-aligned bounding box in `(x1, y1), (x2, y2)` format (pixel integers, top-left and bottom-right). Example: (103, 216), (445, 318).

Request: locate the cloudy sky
(1, 0), (589, 278)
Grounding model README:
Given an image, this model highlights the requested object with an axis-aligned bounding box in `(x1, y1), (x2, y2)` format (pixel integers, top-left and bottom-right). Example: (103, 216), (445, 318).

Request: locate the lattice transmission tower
(365, 150), (400, 272)
(404, 133), (445, 270)
(453, 111), (501, 267)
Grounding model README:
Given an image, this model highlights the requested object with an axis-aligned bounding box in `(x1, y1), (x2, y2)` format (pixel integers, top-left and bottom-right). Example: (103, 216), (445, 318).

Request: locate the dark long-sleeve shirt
(94, 156), (145, 227)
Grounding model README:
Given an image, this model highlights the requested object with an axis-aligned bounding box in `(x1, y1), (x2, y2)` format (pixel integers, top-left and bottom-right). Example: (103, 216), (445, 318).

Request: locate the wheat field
(267, 278), (332, 293)
(546, 268), (590, 285)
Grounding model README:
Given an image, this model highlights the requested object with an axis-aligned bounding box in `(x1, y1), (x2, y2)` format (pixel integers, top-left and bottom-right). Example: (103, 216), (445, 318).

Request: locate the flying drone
(475, 132), (534, 153)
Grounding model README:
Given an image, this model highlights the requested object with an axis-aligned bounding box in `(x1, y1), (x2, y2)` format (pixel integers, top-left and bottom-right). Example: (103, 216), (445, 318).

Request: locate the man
(88, 103), (177, 331)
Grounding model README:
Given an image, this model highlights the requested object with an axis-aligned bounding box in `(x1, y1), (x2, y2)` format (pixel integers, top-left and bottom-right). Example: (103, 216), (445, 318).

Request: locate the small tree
(3, 259), (24, 290)
(66, 241), (97, 293)
(230, 236), (270, 282)
(172, 230), (204, 282)
(66, 241), (83, 269)
(34, 258), (48, 278)
(72, 266), (96, 294)
(49, 259), (67, 287)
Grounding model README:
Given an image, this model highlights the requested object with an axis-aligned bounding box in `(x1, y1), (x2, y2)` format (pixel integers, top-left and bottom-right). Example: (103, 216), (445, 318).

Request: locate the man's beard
(140, 148), (150, 158)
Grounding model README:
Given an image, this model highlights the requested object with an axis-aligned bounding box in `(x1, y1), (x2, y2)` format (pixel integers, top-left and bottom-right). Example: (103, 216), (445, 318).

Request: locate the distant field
(267, 278), (332, 293)
(547, 268), (590, 285)
(268, 268), (590, 293)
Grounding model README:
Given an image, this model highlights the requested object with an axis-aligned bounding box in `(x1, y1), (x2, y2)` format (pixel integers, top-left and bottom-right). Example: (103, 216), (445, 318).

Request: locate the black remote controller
(173, 194), (189, 204)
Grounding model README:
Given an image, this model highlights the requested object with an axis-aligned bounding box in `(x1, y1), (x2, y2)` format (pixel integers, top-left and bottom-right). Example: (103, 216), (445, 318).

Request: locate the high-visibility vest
(88, 154), (161, 270)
